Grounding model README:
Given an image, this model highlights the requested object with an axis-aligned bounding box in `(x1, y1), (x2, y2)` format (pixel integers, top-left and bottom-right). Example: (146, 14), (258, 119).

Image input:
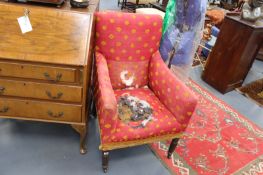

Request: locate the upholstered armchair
(94, 12), (197, 173)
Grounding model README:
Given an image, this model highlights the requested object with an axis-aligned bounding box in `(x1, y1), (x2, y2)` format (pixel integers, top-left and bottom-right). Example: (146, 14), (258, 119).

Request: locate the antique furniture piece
(135, 0), (166, 18)
(0, 3), (95, 154)
(119, 0), (157, 12)
(3, 0), (99, 11)
(94, 12), (198, 172)
(202, 14), (263, 94)
(257, 45), (263, 61)
(70, 0), (89, 8)
(7, 0), (65, 7)
(219, 0), (239, 10)
(120, 0), (145, 12)
(149, 0), (168, 12)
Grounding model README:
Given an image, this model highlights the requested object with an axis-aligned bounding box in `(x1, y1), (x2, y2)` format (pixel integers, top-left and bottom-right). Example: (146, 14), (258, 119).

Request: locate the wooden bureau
(202, 15), (263, 94)
(256, 45), (263, 61)
(0, 3), (95, 154)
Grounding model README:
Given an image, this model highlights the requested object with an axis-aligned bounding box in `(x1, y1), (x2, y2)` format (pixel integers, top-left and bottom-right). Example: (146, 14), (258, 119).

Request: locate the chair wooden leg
(88, 86), (96, 119)
(167, 138), (179, 159)
(102, 151), (109, 173)
(121, 0), (126, 10)
(90, 97), (97, 118)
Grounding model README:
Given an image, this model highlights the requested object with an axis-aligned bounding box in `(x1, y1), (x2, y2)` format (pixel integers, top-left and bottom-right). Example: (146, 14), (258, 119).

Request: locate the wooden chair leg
(102, 151), (109, 173)
(167, 138), (179, 159)
(88, 86), (96, 119)
(90, 97), (97, 118)
(121, 0), (126, 10)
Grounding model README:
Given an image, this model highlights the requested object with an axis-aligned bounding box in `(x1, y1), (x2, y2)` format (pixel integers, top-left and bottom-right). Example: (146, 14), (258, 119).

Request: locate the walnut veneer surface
(0, 2), (97, 154)
(202, 15), (263, 94)
(257, 45), (263, 61)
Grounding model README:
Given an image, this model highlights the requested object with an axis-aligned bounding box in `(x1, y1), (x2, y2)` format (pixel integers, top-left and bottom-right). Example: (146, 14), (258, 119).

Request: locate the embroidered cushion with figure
(107, 60), (149, 89)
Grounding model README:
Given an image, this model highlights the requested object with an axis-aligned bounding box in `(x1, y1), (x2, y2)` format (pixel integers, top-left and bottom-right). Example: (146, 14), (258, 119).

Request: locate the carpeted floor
(151, 80), (263, 175)
(0, 1), (262, 175)
(237, 78), (263, 107)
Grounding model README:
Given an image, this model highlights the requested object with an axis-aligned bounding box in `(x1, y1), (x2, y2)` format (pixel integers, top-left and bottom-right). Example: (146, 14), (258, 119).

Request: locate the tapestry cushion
(107, 59), (149, 89)
(99, 88), (183, 144)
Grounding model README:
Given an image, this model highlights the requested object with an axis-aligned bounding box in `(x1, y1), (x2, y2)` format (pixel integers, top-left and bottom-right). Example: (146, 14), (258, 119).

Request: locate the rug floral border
(151, 80), (263, 175)
(187, 80), (263, 138)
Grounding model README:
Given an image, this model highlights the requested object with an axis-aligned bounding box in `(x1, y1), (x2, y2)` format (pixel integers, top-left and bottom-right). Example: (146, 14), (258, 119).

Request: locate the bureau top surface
(226, 14), (263, 29)
(0, 3), (92, 66)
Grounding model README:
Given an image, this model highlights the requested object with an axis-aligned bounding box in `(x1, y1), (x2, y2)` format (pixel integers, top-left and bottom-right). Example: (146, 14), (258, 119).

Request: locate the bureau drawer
(0, 79), (82, 102)
(0, 98), (82, 122)
(0, 62), (78, 83)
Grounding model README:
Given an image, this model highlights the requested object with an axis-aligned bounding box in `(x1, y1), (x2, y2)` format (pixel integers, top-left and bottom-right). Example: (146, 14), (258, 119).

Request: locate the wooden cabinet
(256, 45), (263, 61)
(149, 0), (168, 12)
(202, 15), (263, 94)
(0, 2), (97, 154)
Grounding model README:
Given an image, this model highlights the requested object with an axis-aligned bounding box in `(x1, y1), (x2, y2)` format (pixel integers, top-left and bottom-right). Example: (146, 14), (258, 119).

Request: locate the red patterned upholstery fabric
(94, 52), (118, 134)
(149, 51), (198, 127)
(94, 12), (198, 151)
(95, 11), (162, 89)
(109, 88), (183, 143)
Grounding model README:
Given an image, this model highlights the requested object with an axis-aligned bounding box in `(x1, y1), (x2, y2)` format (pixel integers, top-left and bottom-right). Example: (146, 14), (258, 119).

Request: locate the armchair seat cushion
(100, 88), (183, 146)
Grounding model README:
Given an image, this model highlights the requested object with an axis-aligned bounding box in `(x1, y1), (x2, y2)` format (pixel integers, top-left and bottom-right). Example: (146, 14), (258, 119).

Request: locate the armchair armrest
(149, 51), (198, 129)
(95, 52), (118, 141)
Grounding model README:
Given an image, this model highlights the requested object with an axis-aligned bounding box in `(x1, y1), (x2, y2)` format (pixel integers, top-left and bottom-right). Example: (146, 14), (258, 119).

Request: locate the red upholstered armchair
(94, 12), (198, 173)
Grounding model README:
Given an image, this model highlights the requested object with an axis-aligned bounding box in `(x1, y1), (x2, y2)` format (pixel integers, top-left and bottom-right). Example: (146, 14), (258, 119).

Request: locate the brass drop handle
(0, 86), (5, 94)
(47, 110), (64, 118)
(46, 91), (63, 100)
(43, 72), (62, 82)
(0, 106), (9, 113)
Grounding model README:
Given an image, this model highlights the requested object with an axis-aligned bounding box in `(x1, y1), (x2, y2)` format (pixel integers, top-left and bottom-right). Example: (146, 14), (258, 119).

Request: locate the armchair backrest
(95, 12), (162, 89)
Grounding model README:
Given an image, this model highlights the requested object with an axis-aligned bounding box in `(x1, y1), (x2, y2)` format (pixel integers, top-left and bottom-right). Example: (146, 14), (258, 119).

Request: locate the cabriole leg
(71, 124), (87, 154)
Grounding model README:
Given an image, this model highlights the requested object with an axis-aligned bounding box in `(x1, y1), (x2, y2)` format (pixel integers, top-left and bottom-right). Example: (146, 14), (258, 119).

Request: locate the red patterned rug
(150, 80), (263, 175)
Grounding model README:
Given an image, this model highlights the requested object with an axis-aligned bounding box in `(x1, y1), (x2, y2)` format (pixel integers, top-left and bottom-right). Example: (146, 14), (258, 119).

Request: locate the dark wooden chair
(119, 0), (162, 12)
(149, 0), (168, 12)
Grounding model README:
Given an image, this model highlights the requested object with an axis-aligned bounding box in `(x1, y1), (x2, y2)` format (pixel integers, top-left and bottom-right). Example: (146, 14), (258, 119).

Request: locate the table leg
(71, 124), (87, 154)
(121, 0), (126, 9)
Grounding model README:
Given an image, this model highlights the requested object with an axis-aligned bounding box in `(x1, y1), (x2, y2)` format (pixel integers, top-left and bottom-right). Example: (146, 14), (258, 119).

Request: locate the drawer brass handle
(0, 86), (5, 94)
(46, 91), (63, 100)
(47, 111), (64, 118)
(0, 106), (9, 113)
(43, 72), (62, 82)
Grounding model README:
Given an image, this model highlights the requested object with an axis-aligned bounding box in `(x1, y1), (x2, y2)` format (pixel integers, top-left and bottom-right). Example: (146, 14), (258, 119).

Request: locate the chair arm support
(149, 51), (198, 129)
(95, 52), (118, 135)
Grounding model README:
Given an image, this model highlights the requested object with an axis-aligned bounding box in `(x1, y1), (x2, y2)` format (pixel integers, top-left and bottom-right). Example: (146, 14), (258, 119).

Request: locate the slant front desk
(0, 3), (95, 154)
